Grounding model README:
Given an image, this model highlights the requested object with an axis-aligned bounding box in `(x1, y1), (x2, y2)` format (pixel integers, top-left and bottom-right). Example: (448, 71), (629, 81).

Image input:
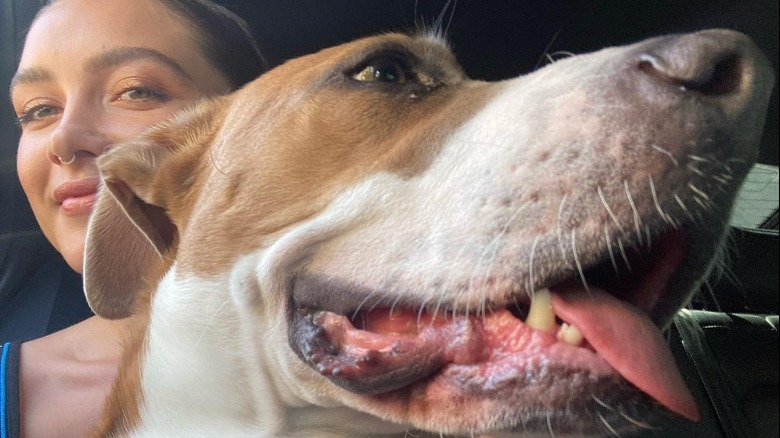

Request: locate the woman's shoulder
(17, 317), (125, 438)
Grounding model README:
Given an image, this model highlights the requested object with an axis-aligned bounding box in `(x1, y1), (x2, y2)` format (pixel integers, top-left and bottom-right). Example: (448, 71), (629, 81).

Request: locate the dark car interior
(1, 1), (777, 437)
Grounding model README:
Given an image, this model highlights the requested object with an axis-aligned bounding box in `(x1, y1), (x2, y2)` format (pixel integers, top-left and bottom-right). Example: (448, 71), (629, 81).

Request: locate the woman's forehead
(16, 0), (229, 93)
(20, 0), (197, 69)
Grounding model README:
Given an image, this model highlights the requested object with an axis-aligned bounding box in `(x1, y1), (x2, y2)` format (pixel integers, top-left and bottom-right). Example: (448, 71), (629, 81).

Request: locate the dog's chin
(286, 225), (710, 435)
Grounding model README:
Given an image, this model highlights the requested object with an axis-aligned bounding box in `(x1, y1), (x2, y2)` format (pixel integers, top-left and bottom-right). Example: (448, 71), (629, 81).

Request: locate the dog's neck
(133, 268), (262, 436)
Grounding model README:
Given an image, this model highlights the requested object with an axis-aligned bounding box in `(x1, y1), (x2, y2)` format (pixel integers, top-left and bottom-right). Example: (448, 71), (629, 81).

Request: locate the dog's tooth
(557, 323), (585, 346)
(525, 288), (556, 333)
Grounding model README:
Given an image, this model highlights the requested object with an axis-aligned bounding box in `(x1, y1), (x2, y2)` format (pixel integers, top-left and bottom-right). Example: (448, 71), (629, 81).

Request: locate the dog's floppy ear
(84, 99), (224, 319)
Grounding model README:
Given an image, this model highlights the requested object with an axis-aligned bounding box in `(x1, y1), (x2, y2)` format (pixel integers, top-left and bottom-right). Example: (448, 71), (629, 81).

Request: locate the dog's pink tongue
(552, 288), (699, 422)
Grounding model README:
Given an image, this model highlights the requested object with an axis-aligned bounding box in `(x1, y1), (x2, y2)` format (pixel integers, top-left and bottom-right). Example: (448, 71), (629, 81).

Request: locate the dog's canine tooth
(525, 288), (556, 333)
(557, 323), (585, 346)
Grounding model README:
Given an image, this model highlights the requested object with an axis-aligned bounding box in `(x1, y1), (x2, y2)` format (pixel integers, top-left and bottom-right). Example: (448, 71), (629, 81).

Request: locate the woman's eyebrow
(86, 46), (193, 81)
(10, 46), (193, 95)
(9, 67), (53, 94)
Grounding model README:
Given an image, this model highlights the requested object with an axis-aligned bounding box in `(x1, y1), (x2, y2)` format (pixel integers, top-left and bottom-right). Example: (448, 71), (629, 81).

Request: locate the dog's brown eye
(352, 61), (407, 84)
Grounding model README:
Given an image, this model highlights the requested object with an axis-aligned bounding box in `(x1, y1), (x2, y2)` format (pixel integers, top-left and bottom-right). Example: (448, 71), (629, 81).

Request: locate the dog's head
(84, 30), (774, 436)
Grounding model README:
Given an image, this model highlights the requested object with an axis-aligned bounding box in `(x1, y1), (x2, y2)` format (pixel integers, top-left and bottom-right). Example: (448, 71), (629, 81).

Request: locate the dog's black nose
(636, 29), (760, 96)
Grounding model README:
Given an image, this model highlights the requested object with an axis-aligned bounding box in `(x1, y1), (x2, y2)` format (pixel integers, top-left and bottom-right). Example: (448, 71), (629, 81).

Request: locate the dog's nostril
(638, 53), (744, 96)
(694, 56), (743, 95)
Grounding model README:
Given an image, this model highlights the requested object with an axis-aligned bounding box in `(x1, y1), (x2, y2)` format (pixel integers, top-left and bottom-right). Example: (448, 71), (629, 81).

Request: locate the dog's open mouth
(290, 226), (700, 426)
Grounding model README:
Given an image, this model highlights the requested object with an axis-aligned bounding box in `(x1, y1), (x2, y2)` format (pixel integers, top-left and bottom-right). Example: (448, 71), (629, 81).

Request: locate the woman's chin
(57, 232), (87, 274)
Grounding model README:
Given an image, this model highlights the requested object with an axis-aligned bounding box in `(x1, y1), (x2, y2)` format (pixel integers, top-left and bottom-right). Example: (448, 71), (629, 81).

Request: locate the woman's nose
(47, 100), (112, 166)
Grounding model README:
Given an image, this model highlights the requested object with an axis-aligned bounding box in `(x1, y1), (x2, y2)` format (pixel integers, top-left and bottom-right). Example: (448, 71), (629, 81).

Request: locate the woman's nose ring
(57, 154), (76, 165)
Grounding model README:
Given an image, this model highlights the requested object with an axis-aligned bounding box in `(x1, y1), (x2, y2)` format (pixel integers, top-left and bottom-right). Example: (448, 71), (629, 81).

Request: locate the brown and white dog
(84, 29), (773, 437)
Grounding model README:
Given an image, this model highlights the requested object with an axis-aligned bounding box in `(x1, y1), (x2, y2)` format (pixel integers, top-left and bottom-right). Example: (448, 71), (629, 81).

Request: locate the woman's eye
(117, 86), (168, 102)
(16, 105), (60, 126)
(352, 61), (407, 84)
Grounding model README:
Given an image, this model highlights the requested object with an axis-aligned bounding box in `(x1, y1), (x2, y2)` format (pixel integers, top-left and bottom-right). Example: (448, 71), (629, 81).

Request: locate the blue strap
(1, 342), (9, 438)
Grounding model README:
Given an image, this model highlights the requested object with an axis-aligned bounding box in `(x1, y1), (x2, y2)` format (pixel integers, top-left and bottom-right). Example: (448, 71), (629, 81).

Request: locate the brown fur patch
(166, 34), (497, 275)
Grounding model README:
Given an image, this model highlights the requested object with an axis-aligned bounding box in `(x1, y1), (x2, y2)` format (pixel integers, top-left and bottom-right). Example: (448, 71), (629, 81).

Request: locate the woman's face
(11, 0), (231, 273)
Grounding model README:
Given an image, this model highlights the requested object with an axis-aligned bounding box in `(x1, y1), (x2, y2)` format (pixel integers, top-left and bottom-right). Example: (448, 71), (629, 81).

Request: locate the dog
(83, 29), (774, 437)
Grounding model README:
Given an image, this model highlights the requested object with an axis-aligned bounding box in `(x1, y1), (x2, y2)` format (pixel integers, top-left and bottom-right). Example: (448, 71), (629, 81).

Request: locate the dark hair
(156, 0), (266, 89)
(40, 0), (266, 90)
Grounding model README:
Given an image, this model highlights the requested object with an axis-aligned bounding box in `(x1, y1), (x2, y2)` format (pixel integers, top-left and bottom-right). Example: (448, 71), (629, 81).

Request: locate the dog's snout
(635, 29), (764, 97)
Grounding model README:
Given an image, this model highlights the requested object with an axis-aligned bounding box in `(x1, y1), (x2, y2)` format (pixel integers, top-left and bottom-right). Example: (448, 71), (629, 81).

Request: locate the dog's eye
(352, 60), (407, 84)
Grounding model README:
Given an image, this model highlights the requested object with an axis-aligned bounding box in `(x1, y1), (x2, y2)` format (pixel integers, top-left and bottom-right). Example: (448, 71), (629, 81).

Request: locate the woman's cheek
(16, 136), (50, 212)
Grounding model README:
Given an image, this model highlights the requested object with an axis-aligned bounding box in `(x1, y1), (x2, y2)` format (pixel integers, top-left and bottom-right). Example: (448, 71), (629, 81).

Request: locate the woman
(1, 0), (264, 436)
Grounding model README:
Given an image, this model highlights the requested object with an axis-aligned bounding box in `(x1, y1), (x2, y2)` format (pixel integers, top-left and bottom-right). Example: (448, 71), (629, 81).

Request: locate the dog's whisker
(550, 50), (576, 59)
(534, 27), (563, 70)
(476, 201), (530, 297)
(597, 411), (623, 438)
(687, 153), (712, 163)
(670, 213), (683, 230)
(431, 0), (457, 40)
(443, 0), (458, 37)
(529, 235), (541, 294)
(711, 174), (731, 185)
(591, 394), (614, 411)
(546, 411), (557, 438)
(438, 230), (470, 318)
(624, 180), (644, 245)
(351, 289), (382, 320)
(692, 195), (709, 210)
(555, 194), (571, 268)
(511, 295), (526, 320)
(604, 224), (620, 277)
(651, 144), (679, 167)
(674, 192), (695, 222)
(599, 186), (628, 240)
(571, 230), (590, 293)
(686, 161), (706, 177)
(687, 182), (713, 208)
(726, 156), (748, 165)
(428, 300), (443, 325)
(389, 294), (406, 320)
(616, 239), (633, 273)
(415, 298), (432, 327)
(712, 179), (732, 196)
(617, 407), (655, 430)
(366, 296), (390, 314)
(648, 175), (670, 224)
(644, 225), (652, 253)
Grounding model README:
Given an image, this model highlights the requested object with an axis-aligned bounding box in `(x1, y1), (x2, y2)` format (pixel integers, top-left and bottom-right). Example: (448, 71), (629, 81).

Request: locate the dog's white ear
(84, 99), (223, 319)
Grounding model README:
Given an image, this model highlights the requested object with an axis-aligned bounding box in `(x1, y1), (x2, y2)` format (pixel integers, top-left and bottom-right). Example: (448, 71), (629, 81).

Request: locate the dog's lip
(291, 229), (700, 424)
(298, 291), (698, 422)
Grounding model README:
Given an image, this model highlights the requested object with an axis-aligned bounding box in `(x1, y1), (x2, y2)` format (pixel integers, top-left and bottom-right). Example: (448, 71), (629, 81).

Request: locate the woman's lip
(61, 193), (98, 215)
(54, 177), (100, 215)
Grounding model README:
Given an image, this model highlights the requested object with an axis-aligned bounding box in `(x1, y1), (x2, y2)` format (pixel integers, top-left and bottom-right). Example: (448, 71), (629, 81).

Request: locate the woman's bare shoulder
(19, 317), (128, 438)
